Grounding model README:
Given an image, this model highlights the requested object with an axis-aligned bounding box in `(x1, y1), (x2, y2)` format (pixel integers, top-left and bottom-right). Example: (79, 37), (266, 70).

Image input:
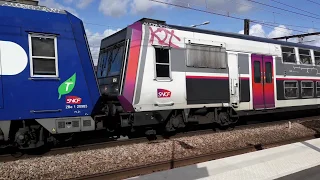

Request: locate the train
(1, 1), (320, 150)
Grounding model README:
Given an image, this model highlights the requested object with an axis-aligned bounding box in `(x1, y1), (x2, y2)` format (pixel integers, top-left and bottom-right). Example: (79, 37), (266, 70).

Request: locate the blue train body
(0, 1), (101, 148)
(0, 2), (100, 120)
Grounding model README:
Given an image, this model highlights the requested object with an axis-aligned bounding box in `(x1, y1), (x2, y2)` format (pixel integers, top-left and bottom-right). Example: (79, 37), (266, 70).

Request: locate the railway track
(1, 115), (319, 163)
(69, 134), (319, 180)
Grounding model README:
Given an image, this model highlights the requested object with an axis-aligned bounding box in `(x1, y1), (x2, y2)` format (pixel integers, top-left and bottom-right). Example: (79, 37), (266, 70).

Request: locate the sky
(37, 0), (320, 65)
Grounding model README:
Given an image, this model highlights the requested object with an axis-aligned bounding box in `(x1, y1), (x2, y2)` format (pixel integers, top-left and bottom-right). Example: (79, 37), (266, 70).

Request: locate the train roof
(0, 0), (67, 14)
(101, 18), (320, 51)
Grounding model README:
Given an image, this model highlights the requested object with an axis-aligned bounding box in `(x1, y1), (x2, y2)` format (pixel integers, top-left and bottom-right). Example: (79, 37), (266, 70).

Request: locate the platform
(128, 138), (320, 180)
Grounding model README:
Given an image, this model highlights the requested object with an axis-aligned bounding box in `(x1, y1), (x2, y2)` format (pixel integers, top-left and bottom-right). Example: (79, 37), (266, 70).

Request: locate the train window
(299, 49), (312, 65)
(301, 81), (314, 98)
(186, 44), (227, 69)
(316, 82), (320, 97)
(265, 62), (272, 83)
(109, 45), (125, 76)
(281, 46), (296, 63)
(314, 51), (320, 65)
(155, 47), (170, 78)
(97, 41), (126, 78)
(284, 81), (299, 99)
(29, 34), (58, 77)
(254, 61), (261, 83)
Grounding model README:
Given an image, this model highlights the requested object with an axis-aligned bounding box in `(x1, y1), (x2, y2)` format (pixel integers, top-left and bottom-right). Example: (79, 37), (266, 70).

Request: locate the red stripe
(186, 76), (250, 80)
(121, 22), (142, 112)
(186, 76), (228, 80)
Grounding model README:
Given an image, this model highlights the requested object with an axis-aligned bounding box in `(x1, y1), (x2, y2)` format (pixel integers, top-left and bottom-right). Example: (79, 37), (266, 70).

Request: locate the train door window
(254, 61), (261, 83)
(29, 33), (58, 77)
(284, 81), (299, 99)
(314, 51), (320, 66)
(299, 49), (312, 65)
(154, 46), (171, 79)
(316, 82), (320, 97)
(265, 62), (272, 83)
(281, 46), (296, 63)
(301, 81), (314, 98)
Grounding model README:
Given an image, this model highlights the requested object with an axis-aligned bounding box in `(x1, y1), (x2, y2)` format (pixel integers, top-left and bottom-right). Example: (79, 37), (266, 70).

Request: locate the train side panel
(275, 56), (320, 108)
(132, 22), (281, 113)
(97, 18), (320, 133)
(0, 3), (100, 147)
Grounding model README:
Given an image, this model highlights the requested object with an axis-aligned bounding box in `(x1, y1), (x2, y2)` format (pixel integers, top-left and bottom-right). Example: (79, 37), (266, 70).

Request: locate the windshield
(97, 41), (125, 78)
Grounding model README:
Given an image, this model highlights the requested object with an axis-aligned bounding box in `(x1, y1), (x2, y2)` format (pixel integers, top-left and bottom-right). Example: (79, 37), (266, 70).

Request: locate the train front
(96, 24), (139, 120)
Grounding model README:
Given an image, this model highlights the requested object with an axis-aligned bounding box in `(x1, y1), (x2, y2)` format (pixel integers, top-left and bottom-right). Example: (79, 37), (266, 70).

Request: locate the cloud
(239, 24), (266, 38)
(77, 0), (94, 9)
(61, 0), (93, 9)
(98, 0), (252, 17)
(86, 28), (122, 65)
(206, 0), (252, 13)
(39, 0), (79, 17)
(99, 0), (170, 17)
(298, 29), (320, 46)
(168, 0), (252, 14)
(99, 0), (130, 17)
(130, 0), (169, 14)
(238, 24), (320, 46)
(64, 0), (73, 4)
(267, 25), (293, 39)
(239, 24), (293, 39)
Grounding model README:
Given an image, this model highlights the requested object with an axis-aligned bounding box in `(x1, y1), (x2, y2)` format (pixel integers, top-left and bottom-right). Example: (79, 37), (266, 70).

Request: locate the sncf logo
(66, 96), (82, 104)
(157, 89), (171, 98)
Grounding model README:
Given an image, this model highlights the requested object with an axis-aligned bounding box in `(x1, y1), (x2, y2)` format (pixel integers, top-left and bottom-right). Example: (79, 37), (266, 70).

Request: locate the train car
(97, 18), (320, 133)
(2, 2), (320, 150)
(0, 1), (101, 149)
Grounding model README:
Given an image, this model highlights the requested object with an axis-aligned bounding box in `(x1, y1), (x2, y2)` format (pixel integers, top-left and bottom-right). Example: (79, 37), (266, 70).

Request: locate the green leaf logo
(58, 73), (76, 99)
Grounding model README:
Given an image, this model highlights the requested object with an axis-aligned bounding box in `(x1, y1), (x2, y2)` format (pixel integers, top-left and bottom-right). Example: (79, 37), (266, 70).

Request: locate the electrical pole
(244, 19), (250, 35)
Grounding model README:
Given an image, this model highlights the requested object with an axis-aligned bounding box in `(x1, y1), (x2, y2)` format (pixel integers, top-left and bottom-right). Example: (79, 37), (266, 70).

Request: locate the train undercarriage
(101, 103), (240, 136)
(2, 103), (320, 150)
(0, 105), (240, 150)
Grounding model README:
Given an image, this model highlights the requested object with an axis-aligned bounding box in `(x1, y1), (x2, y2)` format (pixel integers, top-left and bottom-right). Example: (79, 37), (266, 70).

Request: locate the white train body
(97, 18), (320, 130)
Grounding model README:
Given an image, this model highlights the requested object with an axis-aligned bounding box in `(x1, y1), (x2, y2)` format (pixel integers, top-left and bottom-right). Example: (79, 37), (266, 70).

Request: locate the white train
(96, 18), (320, 133)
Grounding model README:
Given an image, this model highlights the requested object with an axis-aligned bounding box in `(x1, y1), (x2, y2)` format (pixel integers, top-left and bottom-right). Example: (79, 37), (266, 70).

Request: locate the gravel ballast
(0, 120), (318, 180)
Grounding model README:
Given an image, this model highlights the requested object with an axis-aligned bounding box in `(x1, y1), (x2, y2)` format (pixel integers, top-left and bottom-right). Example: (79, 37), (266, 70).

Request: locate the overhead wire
(81, 0), (320, 32)
(150, 0), (320, 44)
(150, 0), (311, 35)
(73, 1), (320, 39)
(305, 0), (320, 7)
(88, 0), (320, 62)
(269, 0), (320, 17)
(85, 0), (320, 45)
(247, 0), (320, 21)
(225, 0), (320, 30)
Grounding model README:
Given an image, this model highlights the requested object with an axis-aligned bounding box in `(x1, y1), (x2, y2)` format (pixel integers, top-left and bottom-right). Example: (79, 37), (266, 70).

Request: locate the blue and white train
(1, 1), (320, 149)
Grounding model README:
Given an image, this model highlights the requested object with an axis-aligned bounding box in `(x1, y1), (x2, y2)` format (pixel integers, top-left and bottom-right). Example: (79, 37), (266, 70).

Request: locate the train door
(228, 53), (239, 107)
(251, 54), (275, 109)
(0, 43), (3, 109)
